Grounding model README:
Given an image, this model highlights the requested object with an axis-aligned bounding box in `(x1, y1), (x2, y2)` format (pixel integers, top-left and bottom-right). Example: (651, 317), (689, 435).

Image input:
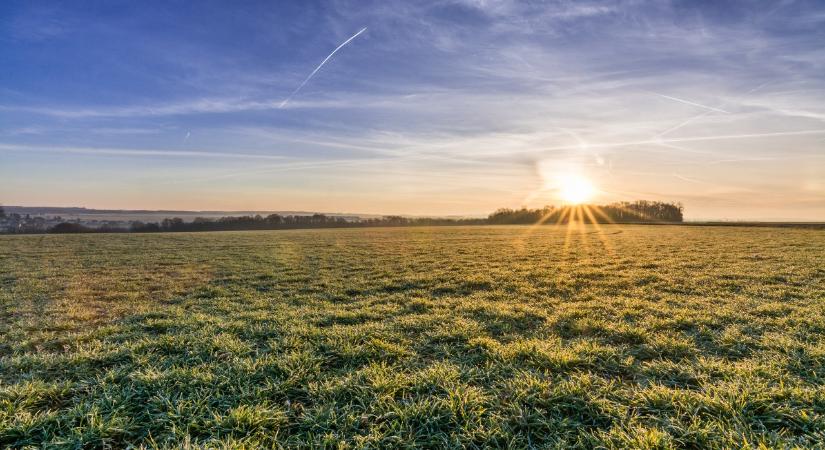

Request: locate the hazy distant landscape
(1, 202), (685, 233)
(0, 206), (368, 226)
(5, 204), (824, 236)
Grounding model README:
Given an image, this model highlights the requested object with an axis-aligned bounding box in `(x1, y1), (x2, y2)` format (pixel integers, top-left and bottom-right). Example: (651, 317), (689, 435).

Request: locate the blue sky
(1, 0), (824, 219)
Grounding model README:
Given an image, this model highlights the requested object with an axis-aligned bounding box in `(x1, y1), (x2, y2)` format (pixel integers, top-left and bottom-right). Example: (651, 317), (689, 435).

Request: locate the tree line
(127, 214), (486, 233)
(488, 201), (684, 224)
(2, 201), (684, 234)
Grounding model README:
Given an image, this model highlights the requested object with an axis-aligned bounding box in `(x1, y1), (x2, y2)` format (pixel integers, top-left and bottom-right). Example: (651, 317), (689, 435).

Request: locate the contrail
(652, 92), (731, 114)
(655, 110), (714, 138)
(655, 82), (772, 138)
(672, 173), (706, 184)
(279, 27), (368, 108)
(527, 129), (825, 154)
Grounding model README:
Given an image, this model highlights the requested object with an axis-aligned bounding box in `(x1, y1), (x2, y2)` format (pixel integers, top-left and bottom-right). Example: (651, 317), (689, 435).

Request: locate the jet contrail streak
(653, 92), (731, 114)
(655, 110), (714, 138)
(528, 129), (825, 154)
(655, 82), (772, 138)
(279, 27), (367, 108)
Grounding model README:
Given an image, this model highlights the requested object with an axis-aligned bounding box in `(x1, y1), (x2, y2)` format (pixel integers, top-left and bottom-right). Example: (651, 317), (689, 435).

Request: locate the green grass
(1, 225), (824, 449)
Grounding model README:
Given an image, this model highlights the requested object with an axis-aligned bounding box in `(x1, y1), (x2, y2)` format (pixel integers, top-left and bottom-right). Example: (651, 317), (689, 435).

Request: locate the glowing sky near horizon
(1, 0), (824, 220)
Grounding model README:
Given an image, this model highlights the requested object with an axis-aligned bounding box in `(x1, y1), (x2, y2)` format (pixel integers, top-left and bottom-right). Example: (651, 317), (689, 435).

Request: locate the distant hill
(2, 206), (378, 222)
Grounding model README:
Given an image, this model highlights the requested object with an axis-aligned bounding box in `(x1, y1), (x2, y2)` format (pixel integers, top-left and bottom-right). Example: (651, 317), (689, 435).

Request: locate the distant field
(1, 226), (824, 448)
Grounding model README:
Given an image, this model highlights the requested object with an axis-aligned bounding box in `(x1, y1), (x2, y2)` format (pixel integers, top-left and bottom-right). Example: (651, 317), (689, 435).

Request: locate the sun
(558, 174), (596, 204)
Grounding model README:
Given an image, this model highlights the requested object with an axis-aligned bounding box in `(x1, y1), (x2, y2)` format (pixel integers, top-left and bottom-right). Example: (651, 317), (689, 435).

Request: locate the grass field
(1, 225), (824, 448)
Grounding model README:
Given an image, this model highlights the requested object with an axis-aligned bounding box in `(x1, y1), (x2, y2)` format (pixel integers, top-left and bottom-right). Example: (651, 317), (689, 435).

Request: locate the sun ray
(562, 206), (580, 254)
(589, 204), (616, 224)
(529, 206), (560, 232)
(574, 206), (592, 256)
(555, 205), (571, 226)
(582, 204), (616, 256)
(513, 206), (561, 252)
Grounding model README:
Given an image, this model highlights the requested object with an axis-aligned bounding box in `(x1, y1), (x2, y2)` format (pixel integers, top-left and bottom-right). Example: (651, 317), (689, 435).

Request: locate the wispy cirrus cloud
(0, 143), (293, 161)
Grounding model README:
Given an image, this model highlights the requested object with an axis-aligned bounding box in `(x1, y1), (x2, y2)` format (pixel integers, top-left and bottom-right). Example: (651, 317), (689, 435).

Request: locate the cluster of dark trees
(5, 200), (684, 234)
(488, 201), (684, 224)
(127, 214), (485, 233)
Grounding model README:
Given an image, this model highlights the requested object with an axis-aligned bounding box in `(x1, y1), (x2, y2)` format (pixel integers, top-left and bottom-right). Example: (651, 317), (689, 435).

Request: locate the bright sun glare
(558, 174), (596, 204)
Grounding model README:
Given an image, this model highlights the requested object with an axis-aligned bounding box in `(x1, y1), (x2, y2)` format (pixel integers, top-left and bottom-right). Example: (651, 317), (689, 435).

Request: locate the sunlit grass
(1, 226), (824, 448)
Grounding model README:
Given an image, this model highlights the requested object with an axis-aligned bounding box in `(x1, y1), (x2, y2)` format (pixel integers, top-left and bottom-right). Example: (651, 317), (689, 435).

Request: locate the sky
(1, 0), (824, 220)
